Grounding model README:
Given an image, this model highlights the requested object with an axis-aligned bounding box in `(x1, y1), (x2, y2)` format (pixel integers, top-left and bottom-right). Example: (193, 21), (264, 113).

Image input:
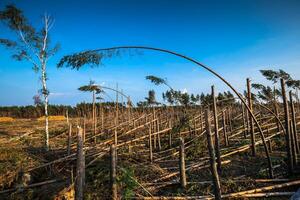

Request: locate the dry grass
(37, 115), (66, 121)
(0, 117), (14, 122)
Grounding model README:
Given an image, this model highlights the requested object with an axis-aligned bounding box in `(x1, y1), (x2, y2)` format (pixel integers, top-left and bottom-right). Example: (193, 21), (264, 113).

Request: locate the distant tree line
(0, 102), (125, 118)
(137, 89), (236, 108)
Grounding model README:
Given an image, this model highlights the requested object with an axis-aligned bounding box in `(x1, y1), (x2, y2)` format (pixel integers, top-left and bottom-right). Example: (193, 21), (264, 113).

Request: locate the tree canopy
(260, 69), (300, 89)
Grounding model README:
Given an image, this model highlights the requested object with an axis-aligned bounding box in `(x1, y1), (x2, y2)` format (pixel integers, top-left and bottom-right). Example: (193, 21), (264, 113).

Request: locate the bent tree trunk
(61, 45), (273, 178)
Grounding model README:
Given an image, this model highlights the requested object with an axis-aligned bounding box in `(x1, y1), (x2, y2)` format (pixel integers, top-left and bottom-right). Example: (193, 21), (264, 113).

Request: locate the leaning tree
(57, 46), (275, 178)
(0, 5), (59, 150)
(260, 69), (300, 90)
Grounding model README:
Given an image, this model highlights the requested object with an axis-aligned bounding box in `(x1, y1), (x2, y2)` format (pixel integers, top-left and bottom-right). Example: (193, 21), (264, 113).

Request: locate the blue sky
(0, 0), (300, 106)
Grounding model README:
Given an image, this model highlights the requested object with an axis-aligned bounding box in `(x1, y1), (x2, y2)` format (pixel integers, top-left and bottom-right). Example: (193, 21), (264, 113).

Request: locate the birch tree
(0, 5), (59, 150)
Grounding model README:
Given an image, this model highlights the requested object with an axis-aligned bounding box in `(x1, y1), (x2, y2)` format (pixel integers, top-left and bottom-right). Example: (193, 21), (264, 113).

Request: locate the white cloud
(50, 92), (79, 97)
(181, 88), (188, 93)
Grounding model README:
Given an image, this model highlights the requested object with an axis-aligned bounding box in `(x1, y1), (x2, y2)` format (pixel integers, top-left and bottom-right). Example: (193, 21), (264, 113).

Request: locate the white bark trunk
(41, 15), (50, 150)
(17, 14), (52, 150)
(42, 64), (49, 150)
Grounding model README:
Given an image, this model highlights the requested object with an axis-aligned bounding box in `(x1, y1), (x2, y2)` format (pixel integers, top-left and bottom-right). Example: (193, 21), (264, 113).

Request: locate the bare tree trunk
(281, 79), (293, 174)
(169, 120), (172, 148)
(245, 105), (250, 135)
(66, 109), (69, 124)
(205, 109), (221, 200)
(290, 119), (297, 166)
(40, 15), (50, 151)
(101, 99), (104, 132)
(121, 89), (124, 123)
(67, 123), (72, 155)
(212, 85), (221, 173)
(247, 78), (256, 156)
(222, 110), (229, 146)
(289, 91), (299, 154)
(75, 127), (85, 200)
(157, 119), (161, 151)
(41, 63), (49, 150)
(83, 116), (86, 143)
(149, 124), (153, 163)
(296, 88), (300, 113)
(179, 137), (186, 189)
(227, 107), (233, 133)
(273, 86), (280, 132)
(200, 106), (203, 133)
(114, 129), (118, 146)
(115, 83), (119, 126)
(93, 90), (96, 143)
(241, 103), (247, 138)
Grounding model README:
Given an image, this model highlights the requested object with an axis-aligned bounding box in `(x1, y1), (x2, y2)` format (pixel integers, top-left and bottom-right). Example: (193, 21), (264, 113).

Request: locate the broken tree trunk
(241, 103), (247, 139)
(222, 110), (229, 146)
(157, 119), (162, 151)
(290, 91), (299, 154)
(179, 137), (187, 189)
(205, 109), (221, 200)
(75, 126), (85, 200)
(67, 123), (72, 155)
(274, 86), (280, 132)
(169, 120), (172, 148)
(212, 85), (221, 173)
(247, 78), (256, 156)
(149, 124), (153, 163)
(290, 119), (297, 166)
(281, 78), (293, 174)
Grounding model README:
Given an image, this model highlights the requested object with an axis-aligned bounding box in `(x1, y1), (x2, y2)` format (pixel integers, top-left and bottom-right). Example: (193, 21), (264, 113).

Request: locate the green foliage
(200, 92), (212, 106)
(146, 75), (196, 106)
(199, 91), (235, 106)
(57, 51), (101, 70)
(163, 89), (235, 107)
(190, 94), (200, 104)
(260, 69), (300, 89)
(136, 101), (148, 108)
(217, 91), (235, 106)
(57, 48), (143, 70)
(179, 92), (190, 106)
(260, 69), (290, 83)
(0, 38), (16, 48)
(162, 90), (195, 106)
(78, 80), (101, 93)
(251, 83), (280, 103)
(145, 75), (167, 86)
(163, 90), (175, 105)
(243, 90), (257, 102)
(118, 167), (138, 200)
(0, 5), (30, 31)
(0, 4), (59, 68)
(171, 112), (191, 134)
(0, 102), (126, 118)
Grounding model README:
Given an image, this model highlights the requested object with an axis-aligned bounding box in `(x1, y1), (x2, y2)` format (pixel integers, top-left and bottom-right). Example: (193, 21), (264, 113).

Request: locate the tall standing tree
(0, 5), (59, 150)
(179, 92), (190, 107)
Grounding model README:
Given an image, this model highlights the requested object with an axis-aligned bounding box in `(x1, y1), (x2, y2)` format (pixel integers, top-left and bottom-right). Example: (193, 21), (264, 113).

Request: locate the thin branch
(18, 29), (40, 60)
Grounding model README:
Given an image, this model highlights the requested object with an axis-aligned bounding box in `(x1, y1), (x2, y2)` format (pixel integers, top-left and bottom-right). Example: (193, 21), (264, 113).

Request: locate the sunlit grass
(0, 117), (14, 122)
(37, 115), (66, 121)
